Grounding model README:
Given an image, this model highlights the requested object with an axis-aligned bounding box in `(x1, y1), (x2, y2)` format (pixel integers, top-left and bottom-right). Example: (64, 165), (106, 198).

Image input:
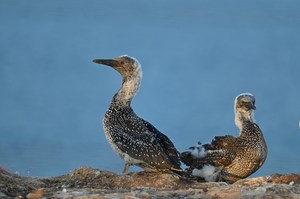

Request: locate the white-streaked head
(93, 55), (143, 103)
(93, 55), (143, 81)
(234, 93), (256, 129)
(234, 93), (256, 111)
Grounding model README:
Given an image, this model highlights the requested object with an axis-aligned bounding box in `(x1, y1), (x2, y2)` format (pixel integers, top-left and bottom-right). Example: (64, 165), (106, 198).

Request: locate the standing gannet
(180, 93), (267, 183)
(93, 55), (182, 173)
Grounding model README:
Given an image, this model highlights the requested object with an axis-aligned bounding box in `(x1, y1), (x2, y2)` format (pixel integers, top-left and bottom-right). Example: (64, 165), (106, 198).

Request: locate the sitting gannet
(180, 93), (267, 183)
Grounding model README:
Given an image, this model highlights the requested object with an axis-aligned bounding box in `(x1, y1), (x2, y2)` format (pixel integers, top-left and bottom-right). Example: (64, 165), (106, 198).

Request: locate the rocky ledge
(1, 167), (300, 198)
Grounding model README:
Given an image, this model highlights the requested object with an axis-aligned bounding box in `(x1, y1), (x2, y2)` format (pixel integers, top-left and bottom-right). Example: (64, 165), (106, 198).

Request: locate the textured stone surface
(1, 167), (300, 198)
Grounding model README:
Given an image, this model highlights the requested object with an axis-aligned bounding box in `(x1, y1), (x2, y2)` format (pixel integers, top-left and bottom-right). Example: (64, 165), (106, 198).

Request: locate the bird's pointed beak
(93, 58), (126, 78)
(245, 102), (256, 110)
(93, 59), (120, 68)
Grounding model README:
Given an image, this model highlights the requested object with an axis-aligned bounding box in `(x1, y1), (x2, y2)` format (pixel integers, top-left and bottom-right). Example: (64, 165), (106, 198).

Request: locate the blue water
(0, 1), (299, 177)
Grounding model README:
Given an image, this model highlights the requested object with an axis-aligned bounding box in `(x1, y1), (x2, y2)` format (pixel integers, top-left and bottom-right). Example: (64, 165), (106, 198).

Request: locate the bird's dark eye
(253, 101), (255, 105)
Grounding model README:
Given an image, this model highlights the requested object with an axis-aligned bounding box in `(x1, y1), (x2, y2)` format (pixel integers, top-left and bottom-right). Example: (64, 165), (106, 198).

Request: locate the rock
(271, 173), (300, 184)
(26, 189), (44, 199)
(1, 167), (300, 198)
(0, 168), (45, 198)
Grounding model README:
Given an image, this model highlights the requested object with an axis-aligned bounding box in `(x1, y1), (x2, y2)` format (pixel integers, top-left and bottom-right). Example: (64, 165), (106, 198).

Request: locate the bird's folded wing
(112, 120), (181, 170)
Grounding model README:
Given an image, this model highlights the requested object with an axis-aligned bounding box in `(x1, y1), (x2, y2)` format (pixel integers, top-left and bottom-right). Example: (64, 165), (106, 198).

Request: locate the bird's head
(234, 93), (256, 112)
(93, 55), (142, 80)
(234, 93), (256, 129)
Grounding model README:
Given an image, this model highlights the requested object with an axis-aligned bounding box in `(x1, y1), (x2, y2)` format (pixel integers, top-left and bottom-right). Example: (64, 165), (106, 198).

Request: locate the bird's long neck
(235, 109), (254, 133)
(112, 75), (141, 107)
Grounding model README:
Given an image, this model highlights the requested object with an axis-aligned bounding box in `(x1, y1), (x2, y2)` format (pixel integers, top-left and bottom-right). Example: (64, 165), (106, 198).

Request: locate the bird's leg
(122, 163), (130, 173)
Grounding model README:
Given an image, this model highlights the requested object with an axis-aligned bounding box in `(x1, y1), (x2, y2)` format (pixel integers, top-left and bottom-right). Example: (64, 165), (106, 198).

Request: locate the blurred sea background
(0, 0), (299, 177)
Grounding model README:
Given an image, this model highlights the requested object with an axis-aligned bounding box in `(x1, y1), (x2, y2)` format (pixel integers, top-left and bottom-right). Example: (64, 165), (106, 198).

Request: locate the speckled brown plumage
(180, 93), (267, 183)
(93, 55), (181, 173)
